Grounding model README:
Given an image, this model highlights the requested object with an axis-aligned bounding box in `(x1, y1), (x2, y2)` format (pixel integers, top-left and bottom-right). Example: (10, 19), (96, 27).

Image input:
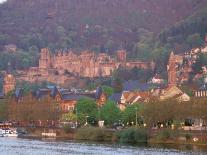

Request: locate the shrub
(63, 125), (75, 134)
(185, 133), (192, 141)
(156, 129), (179, 141)
(75, 127), (114, 141)
(117, 127), (148, 143)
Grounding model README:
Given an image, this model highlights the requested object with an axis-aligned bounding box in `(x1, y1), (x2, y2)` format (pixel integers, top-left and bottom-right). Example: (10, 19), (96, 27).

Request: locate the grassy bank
(22, 127), (207, 146)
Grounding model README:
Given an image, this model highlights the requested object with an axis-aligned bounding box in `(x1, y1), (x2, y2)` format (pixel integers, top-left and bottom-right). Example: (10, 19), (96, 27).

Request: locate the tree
(102, 85), (114, 96)
(75, 98), (98, 125)
(187, 33), (203, 49)
(192, 53), (207, 74)
(61, 112), (77, 122)
(122, 104), (142, 125)
(100, 100), (121, 126)
(8, 96), (60, 122)
(0, 100), (8, 121)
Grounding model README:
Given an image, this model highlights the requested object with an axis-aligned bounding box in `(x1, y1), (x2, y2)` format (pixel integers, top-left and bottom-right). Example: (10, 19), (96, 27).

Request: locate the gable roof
(35, 89), (51, 99)
(95, 86), (103, 100)
(160, 86), (190, 101)
(15, 88), (24, 99)
(122, 91), (153, 104)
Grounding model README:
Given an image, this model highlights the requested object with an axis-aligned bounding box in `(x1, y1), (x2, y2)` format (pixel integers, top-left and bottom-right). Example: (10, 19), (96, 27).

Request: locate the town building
(3, 73), (16, 95)
(160, 86), (190, 102)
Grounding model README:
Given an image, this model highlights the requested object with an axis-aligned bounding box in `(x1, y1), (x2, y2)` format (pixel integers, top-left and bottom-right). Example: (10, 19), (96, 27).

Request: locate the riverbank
(19, 127), (207, 146)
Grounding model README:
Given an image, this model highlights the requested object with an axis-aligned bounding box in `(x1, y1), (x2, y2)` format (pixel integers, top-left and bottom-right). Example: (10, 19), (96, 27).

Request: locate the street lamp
(135, 107), (138, 127)
(85, 116), (89, 126)
(75, 108), (78, 128)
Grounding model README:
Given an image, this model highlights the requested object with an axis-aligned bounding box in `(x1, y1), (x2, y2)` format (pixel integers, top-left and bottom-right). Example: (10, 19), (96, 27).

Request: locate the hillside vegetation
(0, 0), (207, 73)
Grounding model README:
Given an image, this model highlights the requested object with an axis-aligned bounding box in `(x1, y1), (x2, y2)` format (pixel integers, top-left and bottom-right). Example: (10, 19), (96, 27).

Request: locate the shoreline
(18, 130), (207, 147)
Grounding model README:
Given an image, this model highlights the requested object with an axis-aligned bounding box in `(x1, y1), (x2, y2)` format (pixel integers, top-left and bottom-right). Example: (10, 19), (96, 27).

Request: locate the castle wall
(38, 48), (154, 78)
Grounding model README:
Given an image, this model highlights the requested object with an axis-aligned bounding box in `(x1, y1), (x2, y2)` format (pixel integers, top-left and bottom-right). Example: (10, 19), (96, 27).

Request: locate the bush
(63, 125), (75, 134)
(75, 127), (114, 141)
(185, 133), (192, 141)
(117, 127), (148, 143)
(156, 129), (179, 141)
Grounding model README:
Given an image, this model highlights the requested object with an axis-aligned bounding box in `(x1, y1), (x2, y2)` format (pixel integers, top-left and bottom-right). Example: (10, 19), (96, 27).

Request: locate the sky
(0, 0), (7, 4)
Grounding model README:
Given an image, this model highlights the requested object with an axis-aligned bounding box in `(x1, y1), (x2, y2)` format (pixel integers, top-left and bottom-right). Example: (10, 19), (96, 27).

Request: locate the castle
(39, 48), (155, 78)
(17, 48), (155, 85)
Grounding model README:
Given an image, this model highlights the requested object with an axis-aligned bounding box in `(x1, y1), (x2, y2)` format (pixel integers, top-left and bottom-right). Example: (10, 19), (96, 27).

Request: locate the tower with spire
(167, 51), (177, 87)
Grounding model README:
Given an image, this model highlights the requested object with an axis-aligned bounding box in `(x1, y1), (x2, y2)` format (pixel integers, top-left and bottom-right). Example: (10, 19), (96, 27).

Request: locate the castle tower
(116, 50), (127, 62)
(3, 73), (16, 95)
(167, 51), (177, 87)
(39, 48), (52, 69)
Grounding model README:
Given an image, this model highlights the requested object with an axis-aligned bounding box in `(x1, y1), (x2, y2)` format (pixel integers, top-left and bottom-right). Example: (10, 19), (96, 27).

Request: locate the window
(67, 106), (74, 112)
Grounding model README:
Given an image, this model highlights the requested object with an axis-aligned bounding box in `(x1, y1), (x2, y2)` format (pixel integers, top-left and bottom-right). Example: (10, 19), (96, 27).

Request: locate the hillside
(0, 0), (207, 53)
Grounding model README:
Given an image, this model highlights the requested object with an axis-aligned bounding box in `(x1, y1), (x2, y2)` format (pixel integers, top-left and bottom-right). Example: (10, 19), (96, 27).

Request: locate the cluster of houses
(1, 37), (207, 115)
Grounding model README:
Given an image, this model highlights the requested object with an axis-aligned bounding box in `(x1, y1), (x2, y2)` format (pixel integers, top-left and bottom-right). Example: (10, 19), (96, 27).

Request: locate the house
(35, 88), (51, 101)
(149, 74), (164, 84)
(121, 91), (154, 104)
(160, 86), (190, 102)
(53, 88), (94, 113)
(5, 44), (17, 53)
(115, 91), (155, 110)
(95, 87), (107, 107)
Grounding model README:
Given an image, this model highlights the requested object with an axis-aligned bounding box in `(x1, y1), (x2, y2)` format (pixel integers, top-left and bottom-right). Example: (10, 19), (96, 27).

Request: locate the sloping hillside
(0, 0), (207, 52)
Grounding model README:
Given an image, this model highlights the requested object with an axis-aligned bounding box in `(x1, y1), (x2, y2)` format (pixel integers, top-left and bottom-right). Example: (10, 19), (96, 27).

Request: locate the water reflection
(0, 138), (206, 155)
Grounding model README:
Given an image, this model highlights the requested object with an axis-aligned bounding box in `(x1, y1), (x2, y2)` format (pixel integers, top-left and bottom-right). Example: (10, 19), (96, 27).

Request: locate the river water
(0, 138), (206, 155)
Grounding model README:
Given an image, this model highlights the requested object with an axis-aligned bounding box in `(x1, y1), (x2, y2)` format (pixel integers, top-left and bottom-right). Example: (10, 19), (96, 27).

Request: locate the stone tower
(116, 50), (127, 62)
(39, 48), (52, 69)
(167, 51), (177, 87)
(3, 73), (16, 95)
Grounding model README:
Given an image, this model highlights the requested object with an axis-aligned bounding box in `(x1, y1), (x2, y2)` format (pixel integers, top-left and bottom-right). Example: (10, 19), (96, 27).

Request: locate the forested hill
(0, 0), (207, 53)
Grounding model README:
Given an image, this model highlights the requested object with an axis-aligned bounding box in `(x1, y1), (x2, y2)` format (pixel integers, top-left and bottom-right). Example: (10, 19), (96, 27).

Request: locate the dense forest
(0, 0), (207, 73)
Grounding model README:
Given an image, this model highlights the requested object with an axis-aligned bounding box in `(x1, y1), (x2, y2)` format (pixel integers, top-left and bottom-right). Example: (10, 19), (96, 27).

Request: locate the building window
(67, 106), (74, 112)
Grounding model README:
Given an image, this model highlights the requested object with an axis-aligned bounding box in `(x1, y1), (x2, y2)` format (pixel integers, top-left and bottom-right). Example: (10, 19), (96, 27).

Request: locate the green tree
(102, 85), (114, 96)
(75, 98), (98, 125)
(122, 104), (142, 125)
(100, 100), (121, 125)
(61, 112), (77, 122)
(192, 53), (207, 74)
(187, 33), (203, 49)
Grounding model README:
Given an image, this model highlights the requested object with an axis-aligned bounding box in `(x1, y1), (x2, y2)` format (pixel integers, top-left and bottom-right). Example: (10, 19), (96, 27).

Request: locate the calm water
(0, 138), (206, 155)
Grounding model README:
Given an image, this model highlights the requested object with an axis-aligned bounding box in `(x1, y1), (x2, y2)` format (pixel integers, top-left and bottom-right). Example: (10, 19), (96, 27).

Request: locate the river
(0, 138), (206, 155)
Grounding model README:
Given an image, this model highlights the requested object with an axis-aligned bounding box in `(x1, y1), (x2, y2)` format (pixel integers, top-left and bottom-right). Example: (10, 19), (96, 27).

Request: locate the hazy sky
(0, 0), (7, 4)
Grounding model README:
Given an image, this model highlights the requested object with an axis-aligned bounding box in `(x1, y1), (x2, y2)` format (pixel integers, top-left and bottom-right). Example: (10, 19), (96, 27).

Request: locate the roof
(109, 93), (122, 103)
(15, 88), (23, 99)
(122, 91), (152, 104)
(95, 87), (103, 100)
(35, 89), (51, 99)
(61, 94), (90, 101)
(123, 80), (153, 91)
(0, 92), (4, 99)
